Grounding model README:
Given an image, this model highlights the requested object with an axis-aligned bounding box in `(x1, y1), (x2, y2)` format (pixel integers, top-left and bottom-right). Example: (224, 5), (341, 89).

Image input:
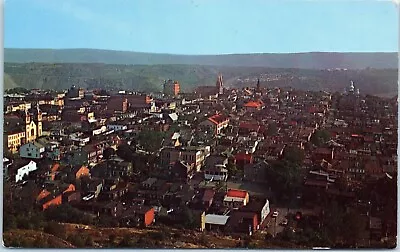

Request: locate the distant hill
(4, 73), (19, 89)
(5, 48), (398, 69)
(4, 63), (398, 96)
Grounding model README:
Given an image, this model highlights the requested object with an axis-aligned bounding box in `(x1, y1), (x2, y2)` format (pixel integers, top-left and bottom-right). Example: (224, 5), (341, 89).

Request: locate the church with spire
(216, 73), (224, 95)
(4, 102), (43, 153)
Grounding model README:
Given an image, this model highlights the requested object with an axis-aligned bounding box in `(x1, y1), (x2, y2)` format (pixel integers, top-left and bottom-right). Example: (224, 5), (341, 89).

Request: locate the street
(263, 207), (318, 236)
(264, 207), (289, 236)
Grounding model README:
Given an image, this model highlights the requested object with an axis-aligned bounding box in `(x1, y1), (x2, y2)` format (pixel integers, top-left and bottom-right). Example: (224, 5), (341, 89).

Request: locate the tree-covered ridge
(4, 63), (220, 92)
(5, 48), (398, 69)
(4, 63), (398, 96)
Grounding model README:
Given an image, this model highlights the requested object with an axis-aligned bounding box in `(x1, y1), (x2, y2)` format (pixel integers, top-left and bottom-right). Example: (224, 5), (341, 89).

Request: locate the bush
(85, 236), (94, 247)
(3, 214), (17, 231)
(16, 216), (33, 229)
(149, 231), (166, 241)
(265, 233), (273, 240)
(30, 212), (46, 229)
(45, 204), (94, 225)
(108, 234), (117, 244)
(118, 234), (134, 248)
(43, 221), (66, 240)
(172, 232), (182, 239)
(200, 233), (207, 246)
(19, 238), (33, 248)
(33, 237), (48, 248)
(98, 215), (119, 227)
(243, 236), (252, 247)
(67, 234), (85, 247)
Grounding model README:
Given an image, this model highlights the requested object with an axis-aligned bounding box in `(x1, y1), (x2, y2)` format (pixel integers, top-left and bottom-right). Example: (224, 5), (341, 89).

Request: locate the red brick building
(107, 96), (128, 113)
(119, 206), (155, 227)
(163, 80), (180, 96)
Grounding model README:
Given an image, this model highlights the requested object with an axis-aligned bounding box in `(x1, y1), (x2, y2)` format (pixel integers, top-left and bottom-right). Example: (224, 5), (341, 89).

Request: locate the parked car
(294, 211), (302, 220)
(280, 219), (288, 226)
(272, 211), (279, 218)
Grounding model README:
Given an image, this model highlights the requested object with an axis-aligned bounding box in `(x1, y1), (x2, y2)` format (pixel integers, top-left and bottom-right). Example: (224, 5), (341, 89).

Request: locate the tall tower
(349, 81), (355, 93)
(216, 73), (224, 95)
(256, 78), (260, 92)
(163, 80), (180, 96)
(34, 103), (43, 137)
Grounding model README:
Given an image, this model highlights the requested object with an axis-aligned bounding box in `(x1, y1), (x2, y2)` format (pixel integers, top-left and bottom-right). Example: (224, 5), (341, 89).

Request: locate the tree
(311, 130), (331, 147)
(103, 147), (116, 160)
(342, 210), (367, 247)
(226, 162), (238, 177)
(5, 87), (29, 94)
(181, 206), (196, 229)
(267, 160), (302, 201)
(266, 122), (278, 136)
(116, 144), (136, 161)
(137, 130), (165, 153)
(321, 200), (345, 243)
(283, 146), (305, 165)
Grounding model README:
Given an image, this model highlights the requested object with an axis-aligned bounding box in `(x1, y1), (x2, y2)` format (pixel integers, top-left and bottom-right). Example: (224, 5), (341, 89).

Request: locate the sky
(4, 0), (399, 55)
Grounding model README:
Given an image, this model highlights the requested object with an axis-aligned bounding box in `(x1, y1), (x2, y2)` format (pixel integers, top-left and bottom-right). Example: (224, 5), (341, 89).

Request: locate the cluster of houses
(3, 77), (397, 238)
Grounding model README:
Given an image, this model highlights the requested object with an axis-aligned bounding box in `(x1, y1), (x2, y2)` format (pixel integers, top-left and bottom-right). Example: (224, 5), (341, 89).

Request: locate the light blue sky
(5, 0), (399, 54)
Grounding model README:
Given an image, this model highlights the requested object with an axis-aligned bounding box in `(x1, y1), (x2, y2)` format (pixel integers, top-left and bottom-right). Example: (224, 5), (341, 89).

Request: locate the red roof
(51, 163), (60, 173)
(226, 189), (248, 198)
(239, 122), (260, 132)
(244, 100), (263, 108)
(235, 153), (253, 162)
(202, 189), (216, 202)
(208, 114), (228, 125)
(315, 148), (332, 155)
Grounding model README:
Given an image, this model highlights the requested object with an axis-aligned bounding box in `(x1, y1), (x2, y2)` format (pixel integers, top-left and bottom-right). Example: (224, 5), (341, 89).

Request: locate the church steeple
(216, 73), (224, 95)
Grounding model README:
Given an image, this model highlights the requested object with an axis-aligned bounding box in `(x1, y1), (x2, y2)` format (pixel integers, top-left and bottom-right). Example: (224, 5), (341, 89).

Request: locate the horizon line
(5, 47), (398, 56)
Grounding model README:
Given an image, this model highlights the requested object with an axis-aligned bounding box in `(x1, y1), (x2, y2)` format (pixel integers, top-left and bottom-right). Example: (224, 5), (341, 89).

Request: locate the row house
(36, 183), (76, 210)
(119, 205), (155, 228)
(160, 146), (211, 172)
(199, 114), (230, 136)
(223, 189), (250, 209)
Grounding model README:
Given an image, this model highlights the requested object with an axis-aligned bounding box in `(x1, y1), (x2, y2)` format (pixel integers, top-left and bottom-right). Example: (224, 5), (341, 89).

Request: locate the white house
(92, 126), (107, 136)
(15, 160), (37, 182)
(19, 142), (46, 159)
(70, 133), (90, 146)
(204, 164), (228, 181)
(107, 124), (128, 132)
(223, 189), (250, 209)
(260, 199), (270, 223)
(199, 114), (229, 136)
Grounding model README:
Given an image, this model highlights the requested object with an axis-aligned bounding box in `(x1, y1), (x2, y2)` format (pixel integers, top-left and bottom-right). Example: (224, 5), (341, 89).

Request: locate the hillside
(4, 63), (397, 96)
(5, 48), (398, 69)
(4, 73), (19, 90)
(2, 223), (302, 249)
(3, 229), (75, 248)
